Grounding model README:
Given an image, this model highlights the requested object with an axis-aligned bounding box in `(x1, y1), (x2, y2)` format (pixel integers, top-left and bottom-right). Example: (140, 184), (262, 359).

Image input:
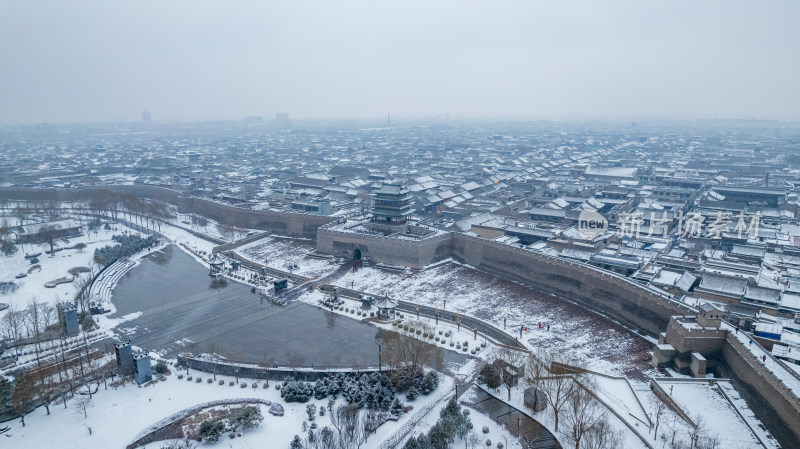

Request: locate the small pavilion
(209, 254), (225, 277)
(374, 296), (397, 321)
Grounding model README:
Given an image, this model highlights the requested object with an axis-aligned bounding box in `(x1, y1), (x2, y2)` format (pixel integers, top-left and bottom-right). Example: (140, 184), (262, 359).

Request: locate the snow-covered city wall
(451, 233), (694, 335)
(722, 332), (800, 443)
(316, 227), (454, 268)
(0, 186), (335, 239)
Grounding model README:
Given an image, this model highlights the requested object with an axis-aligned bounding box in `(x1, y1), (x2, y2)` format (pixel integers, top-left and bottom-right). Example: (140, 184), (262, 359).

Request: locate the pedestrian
(538, 322), (541, 329)
(735, 327), (739, 334)
(762, 355), (766, 362)
(749, 340), (752, 346)
(547, 324), (550, 331)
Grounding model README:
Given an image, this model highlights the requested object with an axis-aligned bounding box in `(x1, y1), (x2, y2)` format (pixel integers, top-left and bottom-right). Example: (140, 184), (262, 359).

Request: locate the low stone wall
(177, 355), (379, 382)
(127, 398), (273, 449)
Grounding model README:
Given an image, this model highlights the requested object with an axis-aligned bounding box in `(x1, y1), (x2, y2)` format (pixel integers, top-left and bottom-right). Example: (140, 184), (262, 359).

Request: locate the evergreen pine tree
(406, 385), (419, 401)
(422, 371), (438, 394)
(390, 398), (405, 416)
(403, 435), (421, 449)
(290, 434), (303, 449)
(306, 404), (316, 421)
(314, 378), (329, 400)
(412, 367), (425, 391)
(394, 369), (411, 392)
(427, 422), (451, 449)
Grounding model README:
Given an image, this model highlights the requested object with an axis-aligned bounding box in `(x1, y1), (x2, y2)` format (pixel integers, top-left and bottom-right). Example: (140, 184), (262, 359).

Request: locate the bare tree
(228, 350), (244, 384)
(539, 350), (582, 432)
(11, 373), (36, 426)
(40, 302), (56, 331)
(337, 404), (365, 449)
(493, 346), (526, 401)
(260, 353), (274, 386)
(72, 394), (93, 418)
(688, 415), (707, 449)
(466, 431), (482, 449)
(562, 386), (604, 449)
(197, 216), (209, 233)
(649, 394), (668, 442)
(1, 300), (23, 357)
(27, 298), (46, 344)
(582, 419), (622, 449)
(182, 340), (198, 374)
(38, 224), (58, 255)
(665, 412), (681, 447)
(206, 343), (220, 381)
(698, 432), (720, 449)
(14, 205), (31, 227)
(525, 349), (549, 413)
(29, 298), (56, 415)
(382, 329), (444, 378)
(330, 403), (357, 437)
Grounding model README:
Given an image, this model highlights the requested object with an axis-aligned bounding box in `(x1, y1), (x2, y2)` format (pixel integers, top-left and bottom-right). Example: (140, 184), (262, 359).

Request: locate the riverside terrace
(106, 244), (468, 369)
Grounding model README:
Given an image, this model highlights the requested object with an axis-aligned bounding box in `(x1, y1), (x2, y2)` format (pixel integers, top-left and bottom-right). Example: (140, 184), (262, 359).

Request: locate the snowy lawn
(336, 263), (656, 379)
(653, 379), (777, 449)
(0, 224), (139, 316)
(237, 236), (340, 279)
(4, 367), (461, 449)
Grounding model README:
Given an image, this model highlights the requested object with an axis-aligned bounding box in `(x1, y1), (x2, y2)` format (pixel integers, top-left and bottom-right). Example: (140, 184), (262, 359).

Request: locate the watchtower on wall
(697, 303), (722, 328)
(371, 184), (414, 225)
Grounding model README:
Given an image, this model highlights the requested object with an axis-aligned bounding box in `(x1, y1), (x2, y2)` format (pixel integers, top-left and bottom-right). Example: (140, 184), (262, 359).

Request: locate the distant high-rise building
(141, 110), (151, 124)
(276, 112), (289, 123)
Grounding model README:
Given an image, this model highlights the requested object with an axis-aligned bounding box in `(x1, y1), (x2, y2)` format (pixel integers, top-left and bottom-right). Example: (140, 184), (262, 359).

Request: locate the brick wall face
(664, 319), (727, 354)
(722, 335), (800, 443)
(450, 234), (693, 335)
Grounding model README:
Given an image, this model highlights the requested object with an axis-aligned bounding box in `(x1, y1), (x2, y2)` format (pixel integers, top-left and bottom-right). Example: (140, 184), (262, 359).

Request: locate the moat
(108, 244), (467, 368)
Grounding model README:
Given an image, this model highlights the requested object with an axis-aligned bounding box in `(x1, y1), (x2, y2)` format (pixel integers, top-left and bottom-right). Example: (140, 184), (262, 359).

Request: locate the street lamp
(375, 336), (383, 373)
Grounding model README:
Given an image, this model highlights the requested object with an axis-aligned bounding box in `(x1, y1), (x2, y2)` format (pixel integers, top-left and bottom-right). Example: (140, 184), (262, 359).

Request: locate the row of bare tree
(3, 302), (115, 425)
(483, 347), (719, 449)
(4, 192), (173, 233)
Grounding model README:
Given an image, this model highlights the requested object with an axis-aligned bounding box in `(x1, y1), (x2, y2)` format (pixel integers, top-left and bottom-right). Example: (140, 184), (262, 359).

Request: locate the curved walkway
(463, 386), (562, 449)
(323, 284), (527, 351)
(127, 397), (272, 449)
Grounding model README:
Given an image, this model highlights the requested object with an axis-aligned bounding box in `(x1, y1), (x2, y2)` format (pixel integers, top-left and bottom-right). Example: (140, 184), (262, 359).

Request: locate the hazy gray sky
(1, 1), (798, 123)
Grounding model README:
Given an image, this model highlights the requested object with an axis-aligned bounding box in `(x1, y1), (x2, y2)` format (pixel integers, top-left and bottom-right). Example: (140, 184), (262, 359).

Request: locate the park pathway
(463, 387), (562, 449)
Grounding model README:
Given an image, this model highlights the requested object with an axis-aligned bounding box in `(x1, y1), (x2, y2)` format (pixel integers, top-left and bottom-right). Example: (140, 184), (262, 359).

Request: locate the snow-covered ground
(463, 382), (650, 449)
(590, 374), (650, 428)
(299, 289), (497, 368)
(654, 379), (778, 449)
(336, 263), (656, 379)
(2, 366), (489, 449)
(236, 235), (340, 279)
(0, 224), (138, 317)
